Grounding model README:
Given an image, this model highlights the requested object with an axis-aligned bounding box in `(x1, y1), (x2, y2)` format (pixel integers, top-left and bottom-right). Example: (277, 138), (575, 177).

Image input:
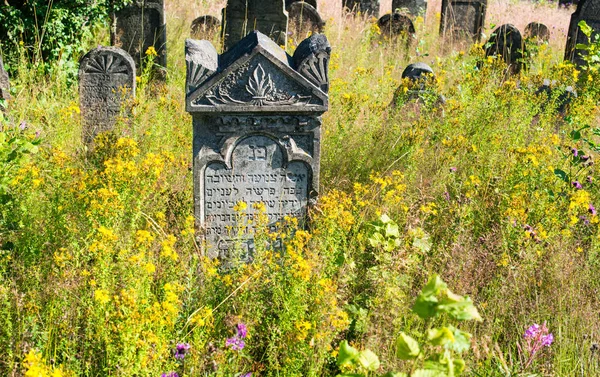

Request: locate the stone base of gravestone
(191, 15), (221, 39)
(288, 2), (325, 36)
(484, 24), (525, 75)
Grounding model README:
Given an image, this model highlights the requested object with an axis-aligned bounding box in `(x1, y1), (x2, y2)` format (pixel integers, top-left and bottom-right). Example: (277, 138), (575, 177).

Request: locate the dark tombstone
(392, 62), (445, 106)
(191, 15), (221, 39)
(565, 0), (600, 66)
(484, 24), (525, 74)
(392, 0), (427, 17)
(440, 0), (487, 42)
(0, 56), (9, 105)
(222, 0), (288, 52)
(79, 47), (136, 144)
(288, 2), (325, 34)
(378, 12), (416, 38)
(286, 0), (318, 9)
(111, 0), (167, 70)
(535, 79), (577, 115)
(524, 22), (550, 43)
(185, 31), (330, 258)
(343, 0), (380, 16)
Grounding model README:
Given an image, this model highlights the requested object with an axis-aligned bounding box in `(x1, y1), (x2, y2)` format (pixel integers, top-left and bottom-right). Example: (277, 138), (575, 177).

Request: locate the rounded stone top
(401, 62), (434, 80)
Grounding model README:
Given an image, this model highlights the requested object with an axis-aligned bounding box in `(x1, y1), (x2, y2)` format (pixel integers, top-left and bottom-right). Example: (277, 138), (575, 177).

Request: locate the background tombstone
(440, 0), (487, 42)
(484, 24), (526, 74)
(564, 0), (600, 66)
(191, 15), (221, 39)
(535, 79), (577, 116)
(79, 47), (136, 144)
(288, 2), (325, 35)
(286, 0), (318, 9)
(343, 0), (380, 16)
(392, 0), (427, 18)
(185, 31), (330, 259)
(392, 63), (445, 106)
(0, 56), (9, 105)
(111, 0), (167, 70)
(524, 22), (550, 43)
(378, 12), (416, 39)
(222, 0), (288, 52)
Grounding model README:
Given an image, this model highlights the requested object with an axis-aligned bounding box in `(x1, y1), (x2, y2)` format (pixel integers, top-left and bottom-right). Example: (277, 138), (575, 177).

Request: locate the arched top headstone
(286, 0), (318, 9)
(378, 12), (416, 37)
(393, 63), (444, 107)
(485, 24), (525, 74)
(0, 56), (10, 103)
(440, 0), (487, 42)
(288, 2), (326, 35)
(564, 0), (600, 65)
(392, 0), (427, 17)
(191, 15), (221, 39)
(402, 62), (434, 80)
(79, 47), (136, 144)
(525, 22), (550, 42)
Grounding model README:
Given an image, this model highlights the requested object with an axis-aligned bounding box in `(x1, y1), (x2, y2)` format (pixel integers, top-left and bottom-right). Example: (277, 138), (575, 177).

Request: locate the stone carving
(484, 24), (525, 74)
(191, 15), (221, 39)
(111, 0), (167, 70)
(185, 31), (330, 258)
(288, 2), (325, 35)
(79, 47), (136, 144)
(565, 0), (600, 66)
(440, 0), (487, 42)
(378, 12), (416, 39)
(286, 0), (318, 9)
(0, 56), (9, 105)
(222, 0), (288, 52)
(343, 0), (380, 16)
(392, 0), (427, 17)
(524, 22), (550, 43)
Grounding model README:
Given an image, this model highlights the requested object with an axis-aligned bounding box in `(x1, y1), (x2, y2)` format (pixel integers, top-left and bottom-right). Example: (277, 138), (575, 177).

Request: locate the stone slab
(565, 0), (600, 66)
(440, 0), (487, 42)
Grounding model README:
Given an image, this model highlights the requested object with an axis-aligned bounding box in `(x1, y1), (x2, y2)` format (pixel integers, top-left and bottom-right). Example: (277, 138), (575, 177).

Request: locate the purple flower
(174, 343), (191, 360)
(572, 181), (583, 189)
(581, 155), (590, 161)
(590, 204), (597, 216)
(161, 373), (179, 377)
(236, 323), (248, 339)
(524, 323), (540, 339)
(241, 373), (252, 377)
(19, 121), (27, 130)
(225, 336), (245, 351)
(542, 333), (554, 347)
(450, 167), (457, 172)
(571, 147), (578, 157)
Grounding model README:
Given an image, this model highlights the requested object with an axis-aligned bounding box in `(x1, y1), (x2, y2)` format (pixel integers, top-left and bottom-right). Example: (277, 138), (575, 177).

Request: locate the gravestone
(79, 47), (136, 144)
(222, 0), (288, 52)
(565, 0), (600, 66)
(524, 22), (550, 43)
(343, 0), (380, 16)
(392, 0), (427, 17)
(392, 63), (445, 106)
(440, 0), (487, 42)
(185, 31), (330, 258)
(111, 0), (167, 70)
(485, 24), (525, 74)
(191, 15), (221, 39)
(378, 12), (416, 38)
(0, 56), (9, 104)
(286, 0), (318, 9)
(288, 2), (325, 34)
(535, 79), (577, 115)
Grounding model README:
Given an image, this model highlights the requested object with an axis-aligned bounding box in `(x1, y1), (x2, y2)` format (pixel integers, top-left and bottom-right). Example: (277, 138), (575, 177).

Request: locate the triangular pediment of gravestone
(186, 31), (328, 113)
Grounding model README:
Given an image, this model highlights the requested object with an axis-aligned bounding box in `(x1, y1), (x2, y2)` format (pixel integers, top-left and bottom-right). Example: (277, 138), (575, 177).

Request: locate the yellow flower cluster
(23, 349), (67, 377)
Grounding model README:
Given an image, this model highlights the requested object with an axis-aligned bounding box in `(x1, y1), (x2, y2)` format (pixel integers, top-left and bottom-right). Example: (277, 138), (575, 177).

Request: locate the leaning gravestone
(286, 0), (318, 9)
(0, 56), (9, 105)
(392, 62), (445, 107)
(222, 0), (288, 52)
(343, 0), (380, 16)
(79, 47), (136, 144)
(565, 0), (600, 66)
(111, 0), (167, 70)
(392, 0), (427, 17)
(524, 22), (550, 43)
(378, 12), (416, 39)
(288, 2), (325, 34)
(191, 15), (221, 39)
(185, 31), (330, 258)
(485, 24), (525, 74)
(440, 0), (487, 42)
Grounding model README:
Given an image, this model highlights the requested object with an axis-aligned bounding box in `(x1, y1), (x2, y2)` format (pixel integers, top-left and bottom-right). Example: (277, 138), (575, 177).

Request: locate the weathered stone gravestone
(392, 0), (427, 17)
(378, 12), (416, 39)
(565, 0), (600, 66)
(111, 0), (167, 70)
(484, 24), (526, 74)
(288, 2), (325, 35)
(286, 0), (318, 9)
(392, 63), (445, 107)
(191, 15), (221, 39)
(524, 22), (550, 43)
(79, 47), (136, 144)
(185, 31), (330, 258)
(343, 0), (380, 16)
(440, 0), (487, 42)
(535, 79), (577, 115)
(222, 0), (288, 52)
(0, 56), (10, 105)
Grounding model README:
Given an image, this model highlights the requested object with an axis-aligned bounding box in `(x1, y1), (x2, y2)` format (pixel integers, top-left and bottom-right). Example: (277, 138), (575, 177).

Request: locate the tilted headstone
(288, 2), (325, 34)
(485, 24), (525, 74)
(286, 0), (318, 9)
(0, 56), (10, 104)
(565, 0), (600, 66)
(191, 15), (221, 39)
(392, 63), (445, 106)
(79, 47), (136, 144)
(440, 0), (487, 42)
(392, 0), (427, 17)
(222, 0), (288, 52)
(185, 31), (330, 258)
(524, 22), (550, 43)
(111, 0), (167, 70)
(343, 0), (380, 16)
(378, 12), (416, 38)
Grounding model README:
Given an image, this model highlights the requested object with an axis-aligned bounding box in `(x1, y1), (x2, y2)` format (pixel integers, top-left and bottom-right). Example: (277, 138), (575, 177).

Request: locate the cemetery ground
(1, 0), (600, 376)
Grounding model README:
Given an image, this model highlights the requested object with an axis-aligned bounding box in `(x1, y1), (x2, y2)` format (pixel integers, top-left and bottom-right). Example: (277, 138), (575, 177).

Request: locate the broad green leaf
(338, 340), (360, 367)
(357, 349), (380, 371)
(437, 295), (482, 321)
(412, 369), (447, 377)
(578, 20), (593, 37)
(446, 327), (471, 353)
(453, 359), (466, 375)
(396, 332), (420, 360)
(413, 233), (432, 253)
(368, 232), (385, 247)
(385, 222), (400, 238)
(427, 327), (455, 347)
(381, 213), (392, 224)
(554, 169), (569, 183)
(413, 275), (445, 319)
